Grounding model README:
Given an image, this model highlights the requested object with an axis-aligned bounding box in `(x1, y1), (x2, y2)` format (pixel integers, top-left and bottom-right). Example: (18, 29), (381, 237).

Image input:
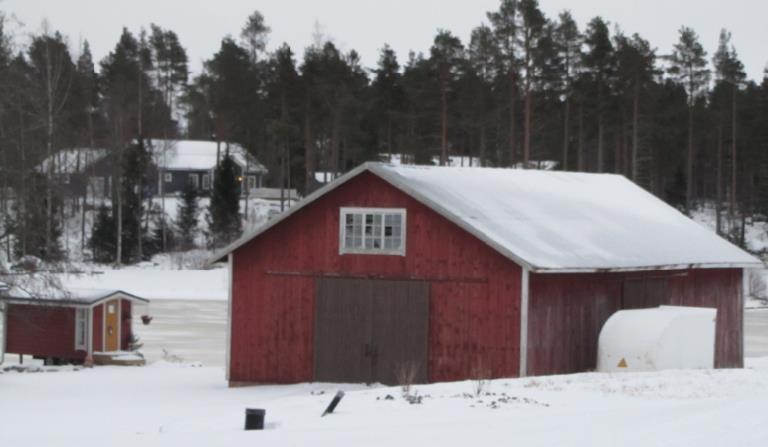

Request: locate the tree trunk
(686, 105), (694, 213)
(524, 88), (532, 168)
(631, 82), (640, 182)
(304, 91), (314, 192)
(331, 108), (341, 175)
(729, 83), (737, 220)
(440, 68), (448, 166)
(596, 83), (604, 173)
(577, 101), (584, 172)
(45, 41), (55, 259)
(716, 125), (723, 235)
(479, 125), (487, 167)
(508, 69), (517, 166)
(562, 97), (570, 171)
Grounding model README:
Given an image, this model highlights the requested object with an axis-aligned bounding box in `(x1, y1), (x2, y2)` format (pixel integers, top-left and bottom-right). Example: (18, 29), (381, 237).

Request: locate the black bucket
(244, 408), (266, 430)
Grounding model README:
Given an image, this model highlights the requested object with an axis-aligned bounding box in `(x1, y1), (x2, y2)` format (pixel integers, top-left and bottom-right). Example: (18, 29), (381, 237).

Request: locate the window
(340, 208), (406, 255)
(247, 175), (256, 191)
(75, 308), (87, 351)
(62, 174), (71, 185)
(91, 177), (105, 197)
(164, 172), (172, 183)
(202, 174), (211, 190)
(188, 173), (199, 188)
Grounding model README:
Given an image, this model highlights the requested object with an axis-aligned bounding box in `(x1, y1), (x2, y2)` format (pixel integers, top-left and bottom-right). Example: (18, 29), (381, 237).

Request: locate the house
(0, 287), (149, 365)
(212, 163), (761, 386)
(148, 140), (268, 196)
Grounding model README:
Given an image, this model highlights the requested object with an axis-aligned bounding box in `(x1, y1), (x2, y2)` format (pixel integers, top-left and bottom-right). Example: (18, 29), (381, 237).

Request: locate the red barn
(1, 288), (149, 365)
(214, 163), (761, 386)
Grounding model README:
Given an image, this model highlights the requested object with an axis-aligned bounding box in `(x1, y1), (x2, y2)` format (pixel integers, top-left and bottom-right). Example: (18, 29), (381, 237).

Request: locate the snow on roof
(36, 148), (108, 174)
(148, 140), (267, 173)
(0, 286), (149, 305)
(212, 163), (762, 272)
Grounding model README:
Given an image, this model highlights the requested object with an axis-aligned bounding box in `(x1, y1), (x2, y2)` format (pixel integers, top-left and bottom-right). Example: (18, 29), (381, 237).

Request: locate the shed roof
(212, 163), (762, 273)
(147, 140), (267, 173)
(0, 287), (149, 306)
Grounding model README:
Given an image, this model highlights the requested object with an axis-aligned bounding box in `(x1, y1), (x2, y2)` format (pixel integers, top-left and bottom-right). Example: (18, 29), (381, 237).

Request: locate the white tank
(597, 306), (717, 372)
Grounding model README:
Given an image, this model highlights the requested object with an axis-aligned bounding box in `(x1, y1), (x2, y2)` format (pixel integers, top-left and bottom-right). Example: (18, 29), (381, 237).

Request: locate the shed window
(75, 308), (87, 351)
(340, 208), (406, 255)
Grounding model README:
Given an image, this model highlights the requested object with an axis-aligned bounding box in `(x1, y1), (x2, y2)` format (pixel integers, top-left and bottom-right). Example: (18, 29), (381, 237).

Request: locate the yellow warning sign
(617, 358), (628, 368)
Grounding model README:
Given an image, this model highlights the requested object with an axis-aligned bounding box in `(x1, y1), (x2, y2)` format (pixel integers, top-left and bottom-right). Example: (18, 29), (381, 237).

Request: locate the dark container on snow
(244, 408), (266, 430)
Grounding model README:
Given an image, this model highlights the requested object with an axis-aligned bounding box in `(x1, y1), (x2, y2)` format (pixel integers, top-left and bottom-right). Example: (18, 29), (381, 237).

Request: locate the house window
(188, 173), (199, 188)
(62, 174), (71, 185)
(340, 208), (406, 255)
(164, 172), (172, 183)
(75, 308), (87, 351)
(92, 177), (105, 197)
(202, 174), (211, 190)
(247, 175), (256, 191)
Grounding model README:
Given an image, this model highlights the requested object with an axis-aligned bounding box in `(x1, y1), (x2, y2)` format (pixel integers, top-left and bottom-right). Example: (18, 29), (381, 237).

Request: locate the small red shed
(214, 163), (761, 386)
(1, 288), (149, 365)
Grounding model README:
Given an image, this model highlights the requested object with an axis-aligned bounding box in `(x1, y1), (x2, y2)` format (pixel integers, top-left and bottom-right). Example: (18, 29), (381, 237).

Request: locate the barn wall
(93, 304), (103, 352)
(527, 268), (743, 376)
(231, 171), (522, 384)
(5, 304), (85, 361)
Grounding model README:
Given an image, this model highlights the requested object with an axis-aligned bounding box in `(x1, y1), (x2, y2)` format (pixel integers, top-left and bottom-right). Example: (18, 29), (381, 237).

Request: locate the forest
(0, 0), (767, 265)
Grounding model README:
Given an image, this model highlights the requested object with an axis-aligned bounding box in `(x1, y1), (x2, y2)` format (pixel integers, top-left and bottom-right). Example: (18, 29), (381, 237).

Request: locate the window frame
(74, 307), (88, 351)
(202, 173), (211, 190)
(164, 172), (172, 183)
(339, 207), (407, 256)
(188, 173), (199, 188)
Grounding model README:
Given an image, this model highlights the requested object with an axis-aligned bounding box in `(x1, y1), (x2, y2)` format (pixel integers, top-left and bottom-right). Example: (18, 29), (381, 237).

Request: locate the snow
(597, 306), (717, 372)
(2, 302), (768, 446)
(372, 164), (762, 271)
(56, 267), (227, 301)
(148, 139), (267, 173)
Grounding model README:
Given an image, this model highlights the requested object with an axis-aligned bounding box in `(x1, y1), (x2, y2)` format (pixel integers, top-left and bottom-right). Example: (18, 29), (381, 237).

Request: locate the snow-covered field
(2, 303), (768, 446)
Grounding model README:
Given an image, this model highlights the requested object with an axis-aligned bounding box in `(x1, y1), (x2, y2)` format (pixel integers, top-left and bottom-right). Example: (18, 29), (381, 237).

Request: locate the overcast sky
(2, 0), (766, 81)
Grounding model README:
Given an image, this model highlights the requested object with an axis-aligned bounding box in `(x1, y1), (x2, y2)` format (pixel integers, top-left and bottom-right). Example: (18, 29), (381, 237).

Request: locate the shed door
(315, 278), (429, 385)
(104, 299), (120, 351)
(622, 278), (667, 309)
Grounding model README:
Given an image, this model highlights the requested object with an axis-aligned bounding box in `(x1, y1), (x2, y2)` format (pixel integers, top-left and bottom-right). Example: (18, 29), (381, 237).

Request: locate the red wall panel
(6, 304), (84, 361)
(92, 304), (103, 352)
(121, 300), (132, 351)
(528, 268), (743, 376)
(231, 172), (521, 384)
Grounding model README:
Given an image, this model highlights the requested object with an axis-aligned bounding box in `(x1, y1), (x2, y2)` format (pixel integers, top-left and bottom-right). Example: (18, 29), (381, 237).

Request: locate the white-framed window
(62, 174), (71, 185)
(339, 207), (406, 255)
(91, 177), (105, 197)
(74, 307), (88, 351)
(202, 174), (211, 190)
(188, 173), (199, 188)
(164, 172), (172, 183)
(247, 175), (256, 191)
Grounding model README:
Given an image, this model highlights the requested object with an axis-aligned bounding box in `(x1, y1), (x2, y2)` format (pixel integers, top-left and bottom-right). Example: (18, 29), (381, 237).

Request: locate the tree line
(1, 0), (767, 266)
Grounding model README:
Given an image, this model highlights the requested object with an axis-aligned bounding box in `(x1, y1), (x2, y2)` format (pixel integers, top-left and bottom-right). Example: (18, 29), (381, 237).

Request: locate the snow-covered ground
(2, 298), (768, 446)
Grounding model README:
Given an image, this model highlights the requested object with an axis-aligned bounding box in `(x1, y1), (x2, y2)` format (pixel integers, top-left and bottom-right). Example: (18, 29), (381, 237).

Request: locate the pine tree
(90, 205), (116, 263)
(667, 27), (710, 212)
(208, 152), (241, 247)
(582, 17), (615, 173)
(120, 139), (150, 263)
(176, 183), (199, 250)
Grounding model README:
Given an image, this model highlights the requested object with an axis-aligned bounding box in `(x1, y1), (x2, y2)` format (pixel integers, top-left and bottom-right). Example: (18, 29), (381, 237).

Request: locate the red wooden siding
(231, 171), (521, 384)
(121, 300), (132, 350)
(92, 304), (103, 352)
(5, 304), (85, 361)
(527, 268), (743, 376)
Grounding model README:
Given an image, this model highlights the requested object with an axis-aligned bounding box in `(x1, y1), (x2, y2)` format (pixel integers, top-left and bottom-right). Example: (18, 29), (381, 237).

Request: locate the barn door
(622, 278), (667, 309)
(314, 278), (429, 385)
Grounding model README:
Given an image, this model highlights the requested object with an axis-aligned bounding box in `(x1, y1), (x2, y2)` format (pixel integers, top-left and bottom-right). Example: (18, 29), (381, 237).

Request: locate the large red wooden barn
(1, 288), (148, 364)
(215, 163), (761, 386)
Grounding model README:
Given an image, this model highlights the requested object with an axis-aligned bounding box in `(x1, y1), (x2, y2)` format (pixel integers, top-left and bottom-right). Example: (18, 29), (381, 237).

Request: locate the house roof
(211, 162), (762, 273)
(147, 140), (268, 173)
(36, 149), (108, 175)
(0, 287), (149, 306)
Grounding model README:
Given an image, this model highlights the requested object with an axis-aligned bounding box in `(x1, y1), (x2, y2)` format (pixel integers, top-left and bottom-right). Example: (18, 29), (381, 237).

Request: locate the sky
(2, 0), (766, 81)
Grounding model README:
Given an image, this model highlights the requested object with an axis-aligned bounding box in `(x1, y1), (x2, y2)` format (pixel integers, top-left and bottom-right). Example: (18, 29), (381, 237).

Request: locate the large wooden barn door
(314, 278), (429, 385)
(622, 278), (667, 309)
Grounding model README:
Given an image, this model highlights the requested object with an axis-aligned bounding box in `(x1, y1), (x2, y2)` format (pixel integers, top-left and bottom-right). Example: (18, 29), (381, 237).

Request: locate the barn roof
(212, 163), (762, 273)
(0, 287), (149, 306)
